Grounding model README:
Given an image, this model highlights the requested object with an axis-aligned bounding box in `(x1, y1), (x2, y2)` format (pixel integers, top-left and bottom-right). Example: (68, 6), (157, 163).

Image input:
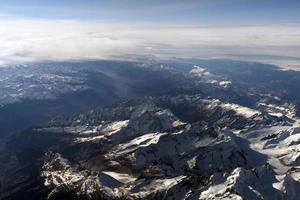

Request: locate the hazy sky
(0, 0), (299, 64)
(1, 0), (300, 23)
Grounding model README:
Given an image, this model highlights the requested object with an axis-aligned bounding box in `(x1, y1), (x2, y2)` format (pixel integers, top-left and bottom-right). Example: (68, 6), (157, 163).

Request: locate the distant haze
(0, 20), (299, 65)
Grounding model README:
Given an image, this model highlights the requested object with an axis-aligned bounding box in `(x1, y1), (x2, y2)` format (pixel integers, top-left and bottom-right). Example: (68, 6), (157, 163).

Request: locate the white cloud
(0, 20), (299, 64)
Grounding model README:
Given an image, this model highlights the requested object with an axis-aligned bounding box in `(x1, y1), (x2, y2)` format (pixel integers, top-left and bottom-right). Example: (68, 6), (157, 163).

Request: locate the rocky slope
(1, 94), (299, 200)
(1, 59), (300, 199)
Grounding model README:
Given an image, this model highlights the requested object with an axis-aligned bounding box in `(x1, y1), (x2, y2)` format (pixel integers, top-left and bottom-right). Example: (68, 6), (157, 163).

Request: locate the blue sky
(0, 0), (300, 24)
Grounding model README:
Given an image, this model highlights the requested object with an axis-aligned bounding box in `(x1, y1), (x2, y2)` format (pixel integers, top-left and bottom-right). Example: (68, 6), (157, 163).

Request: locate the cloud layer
(0, 20), (300, 64)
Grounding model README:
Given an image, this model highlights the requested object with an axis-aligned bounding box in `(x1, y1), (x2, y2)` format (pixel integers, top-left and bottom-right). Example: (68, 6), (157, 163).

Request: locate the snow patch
(220, 102), (261, 118)
(101, 171), (136, 184)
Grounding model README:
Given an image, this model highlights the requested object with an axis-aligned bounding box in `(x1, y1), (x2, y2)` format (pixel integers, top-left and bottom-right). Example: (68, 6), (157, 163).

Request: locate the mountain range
(0, 59), (300, 200)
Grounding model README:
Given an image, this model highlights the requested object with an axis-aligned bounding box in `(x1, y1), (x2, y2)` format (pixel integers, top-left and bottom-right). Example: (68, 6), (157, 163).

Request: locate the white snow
(73, 120), (129, 143)
(189, 65), (213, 80)
(100, 120), (129, 135)
(74, 135), (106, 143)
(129, 176), (186, 199)
(41, 153), (85, 192)
(101, 171), (136, 184)
(189, 65), (207, 76)
(78, 176), (100, 198)
(172, 120), (186, 127)
(220, 102), (261, 118)
(219, 80), (232, 88)
(110, 132), (167, 157)
(257, 102), (296, 118)
(241, 122), (300, 191)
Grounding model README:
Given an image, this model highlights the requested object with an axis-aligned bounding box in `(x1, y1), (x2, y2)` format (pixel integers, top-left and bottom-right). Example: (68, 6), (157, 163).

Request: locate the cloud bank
(0, 20), (300, 64)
